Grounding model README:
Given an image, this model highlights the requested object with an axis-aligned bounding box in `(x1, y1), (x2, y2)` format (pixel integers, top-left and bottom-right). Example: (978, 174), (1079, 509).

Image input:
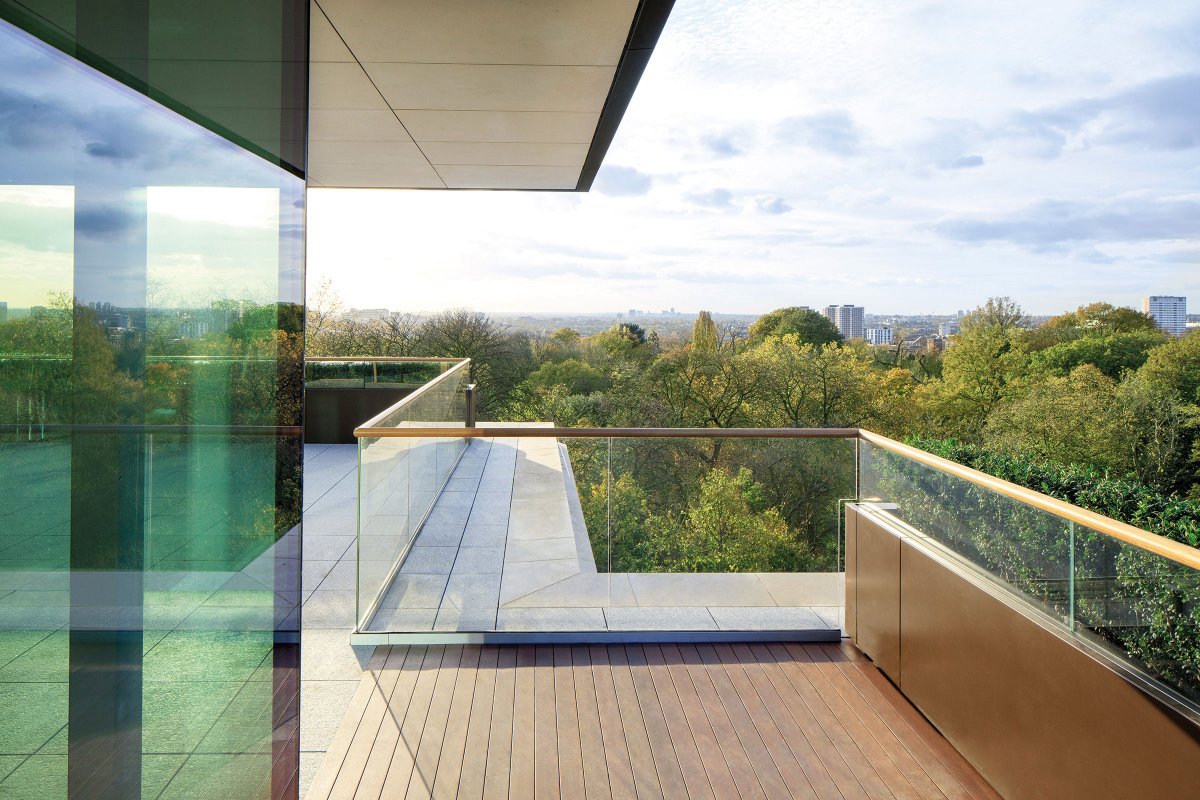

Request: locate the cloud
(934, 196), (1200, 249)
(75, 204), (141, 239)
(776, 111), (862, 156)
(940, 154), (984, 169)
(998, 73), (1200, 156)
(699, 129), (745, 157)
(686, 187), (734, 208)
(593, 165), (653, 196)
(753, 195), (792, 214)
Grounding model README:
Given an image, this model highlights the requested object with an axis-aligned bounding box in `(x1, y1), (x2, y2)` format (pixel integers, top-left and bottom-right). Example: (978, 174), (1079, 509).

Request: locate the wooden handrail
(349, 421), (1200, 571)
(305, 357), (467, 363)
(352, 425), (859, 439)
(857, 429), (1200, 572)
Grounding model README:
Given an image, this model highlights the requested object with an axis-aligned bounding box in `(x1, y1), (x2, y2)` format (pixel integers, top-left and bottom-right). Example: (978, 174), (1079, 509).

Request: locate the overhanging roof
(307, 0), (672, 190)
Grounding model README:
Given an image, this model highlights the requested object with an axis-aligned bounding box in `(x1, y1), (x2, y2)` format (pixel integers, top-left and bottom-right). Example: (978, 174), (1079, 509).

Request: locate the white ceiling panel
(308, 110), (415, 142)
(310, 5), (354, 62)
(309, 62), (390, 110)
(396, 110), (599, 144)
(308, 140), (428, 166)
(308, 162), (445, 188)
(370, 64), (616, 113)
(437, 165), (582, 190)
(422, 141), (590, 167)
(307, 0), (655, 189)
(317, 0), (639, 66)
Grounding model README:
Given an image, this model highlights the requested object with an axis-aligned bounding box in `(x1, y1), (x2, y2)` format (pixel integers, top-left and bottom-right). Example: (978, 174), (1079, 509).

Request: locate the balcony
(299, 359), (1200, 799)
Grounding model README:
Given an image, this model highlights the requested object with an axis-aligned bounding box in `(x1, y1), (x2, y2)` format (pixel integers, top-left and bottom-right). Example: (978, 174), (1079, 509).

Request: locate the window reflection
(0, 13), (304, 798)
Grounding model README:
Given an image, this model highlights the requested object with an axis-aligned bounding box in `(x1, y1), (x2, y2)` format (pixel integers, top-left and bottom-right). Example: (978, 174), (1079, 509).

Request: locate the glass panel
(0, 14), (304, 798)
(304, 359), (445, 388)
(1, 0), (307, 173)
(860, 441), (1073, 622)
(356, 367), (469, 630)
(1073, 529), (1200, 707)
(357, 432), (851, 635)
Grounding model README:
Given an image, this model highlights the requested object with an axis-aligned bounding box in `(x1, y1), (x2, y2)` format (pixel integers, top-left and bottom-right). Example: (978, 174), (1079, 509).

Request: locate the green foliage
(983, 365), (1128, 474)
(1030, 329), (1166, 380)
(937, 305), (1029, 438)
(749, 307), (842, 346)
(1137, 331), (1200, 404)
(525, 359), (608, 395)
(691, 310), (719, 354)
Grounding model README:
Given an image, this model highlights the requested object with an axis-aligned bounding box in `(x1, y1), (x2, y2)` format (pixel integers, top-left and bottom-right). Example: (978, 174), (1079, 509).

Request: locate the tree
(691, 310), (719, 354)
(966, 296), (1026, 332)
(745, 336), (876, 428)
(417, 309), (534, 416)
(524, 359), (608, 395)
(984, 365), (1128, 474)
(1136, 331), (1200, 404)
(937, 299), (1030, 438)
(749, 307), (842, 346)
(304, 278), (344, 343)
(1030, 329), (1167, 380)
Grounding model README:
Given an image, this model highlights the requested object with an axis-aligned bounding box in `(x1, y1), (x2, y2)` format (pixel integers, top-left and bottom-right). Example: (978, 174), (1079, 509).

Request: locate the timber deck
(306, 641), (999, 799)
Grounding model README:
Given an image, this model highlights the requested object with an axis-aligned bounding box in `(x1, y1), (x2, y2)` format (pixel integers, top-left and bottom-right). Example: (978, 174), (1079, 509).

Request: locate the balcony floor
(306, 640), (1000, 800)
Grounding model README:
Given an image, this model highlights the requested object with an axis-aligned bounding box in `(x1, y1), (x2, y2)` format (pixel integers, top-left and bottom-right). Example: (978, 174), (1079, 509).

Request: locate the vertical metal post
(464, 384), (477, 428)
(1068, 520), (1076, 632)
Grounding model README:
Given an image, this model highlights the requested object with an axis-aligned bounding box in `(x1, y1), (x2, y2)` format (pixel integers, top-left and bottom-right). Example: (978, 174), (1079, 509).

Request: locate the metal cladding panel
(847, 505), (1200, 800)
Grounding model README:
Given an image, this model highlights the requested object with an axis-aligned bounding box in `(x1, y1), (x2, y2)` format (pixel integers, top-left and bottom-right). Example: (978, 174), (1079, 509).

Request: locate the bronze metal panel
(899, 537), (1200, 800)
(850, 509), (901, 682)
(845, 505), (857, 640)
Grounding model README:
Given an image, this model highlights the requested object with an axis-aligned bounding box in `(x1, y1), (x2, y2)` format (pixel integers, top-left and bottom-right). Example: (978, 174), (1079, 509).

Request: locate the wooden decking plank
(482, 646), (517, 800)
(725, 643), (845, 800)
(307, 646), (407, 800)
(588, 644), (638, 800)
(535, 645), (562, 798)
(571, 645), (613, 800)
(690, 643), (802, 800)
(357, 645), (447, 798)
(820, 643), (972, 800)
(747, 642), (869, 800)
(398, 644), (467, 799)
(764, 642), (896, 800)
(425, 644), (482, 799)
(669, 643), (771, 800)
(789, 643), (924, 800)
(711, 642), (823, 799)
(636, 644), (718, 800)
(446, 645), (497, 800)
(510, 645), (537, 799)
(329, 645), (424, 800)
(307, 642), (998, 800)
(615, 644), (687, 799)
(805, 644), (945, 799)
(835, 643), (1001, 800)
(554, 645), (586, 800)
(652, 644), (742, 800)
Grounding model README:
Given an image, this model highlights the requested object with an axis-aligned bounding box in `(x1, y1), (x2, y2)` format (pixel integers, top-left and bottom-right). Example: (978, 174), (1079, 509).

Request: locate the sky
(308, 0), (1200, 316)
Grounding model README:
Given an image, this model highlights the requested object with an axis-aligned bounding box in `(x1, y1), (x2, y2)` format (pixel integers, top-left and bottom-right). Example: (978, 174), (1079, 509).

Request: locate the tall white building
(823, 304), (865, 339)
(865, 326), (893, 345)
(1143, 296), (1187, 337)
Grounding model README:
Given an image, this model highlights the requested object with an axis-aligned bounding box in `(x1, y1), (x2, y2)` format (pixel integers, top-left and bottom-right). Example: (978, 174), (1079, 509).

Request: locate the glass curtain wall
(0, 3), (306, 797)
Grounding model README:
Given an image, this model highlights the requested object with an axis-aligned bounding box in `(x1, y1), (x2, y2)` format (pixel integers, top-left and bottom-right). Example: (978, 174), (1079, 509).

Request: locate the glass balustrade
(355, 362), (470, 630)
(859, 438), (1200, 712)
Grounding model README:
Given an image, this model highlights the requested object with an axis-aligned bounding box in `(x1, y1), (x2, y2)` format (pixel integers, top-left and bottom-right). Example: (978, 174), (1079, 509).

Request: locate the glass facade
(0, 5), (306, 797)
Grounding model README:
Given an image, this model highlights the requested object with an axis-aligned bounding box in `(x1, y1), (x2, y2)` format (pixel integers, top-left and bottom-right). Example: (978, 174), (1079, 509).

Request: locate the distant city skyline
(307, 0), (1199, 315)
